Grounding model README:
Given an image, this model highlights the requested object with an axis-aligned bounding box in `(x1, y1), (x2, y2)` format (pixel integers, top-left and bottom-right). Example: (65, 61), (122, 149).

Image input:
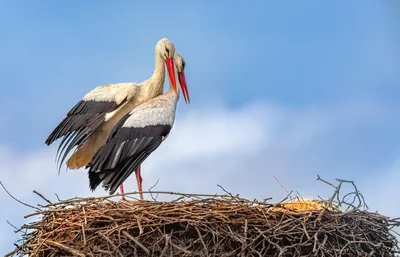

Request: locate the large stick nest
(6, 190), (400, 257)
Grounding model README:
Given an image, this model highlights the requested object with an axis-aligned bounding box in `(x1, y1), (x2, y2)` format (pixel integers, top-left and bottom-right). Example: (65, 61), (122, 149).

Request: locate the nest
(6, 191), (400, 257)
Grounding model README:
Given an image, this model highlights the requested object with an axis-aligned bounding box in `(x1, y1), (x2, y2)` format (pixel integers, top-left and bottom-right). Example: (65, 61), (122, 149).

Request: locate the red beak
(178, 70), (190, 104)
(165, 58), (177, 93)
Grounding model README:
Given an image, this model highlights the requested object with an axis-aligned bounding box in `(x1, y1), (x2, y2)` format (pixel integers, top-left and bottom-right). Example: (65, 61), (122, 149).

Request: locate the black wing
(45, 98), (127, 170)
(88, 114), (171, 194)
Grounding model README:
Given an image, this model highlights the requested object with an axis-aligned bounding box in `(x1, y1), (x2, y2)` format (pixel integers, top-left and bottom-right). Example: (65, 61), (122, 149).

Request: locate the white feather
(122, 92), (178, 128)
(111, 141), (125, 167)
(82, 83), (138, 104)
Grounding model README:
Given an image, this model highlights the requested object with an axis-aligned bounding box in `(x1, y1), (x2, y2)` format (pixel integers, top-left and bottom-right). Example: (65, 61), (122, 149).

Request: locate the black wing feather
(45, 99), (127, 169)
(103, 151), (151, 194)
(88, 123), (171, 195)
(45, 100), (119, 145)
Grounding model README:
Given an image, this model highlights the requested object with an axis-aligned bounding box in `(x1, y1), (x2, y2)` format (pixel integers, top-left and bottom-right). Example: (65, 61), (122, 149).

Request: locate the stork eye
(165, 47), (169, 54)
(182, 61), (186, 69)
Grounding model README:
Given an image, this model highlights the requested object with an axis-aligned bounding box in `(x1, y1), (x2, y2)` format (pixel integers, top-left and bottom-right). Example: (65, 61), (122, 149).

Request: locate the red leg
(135, 165), (144, 200)
(119, 183), (126, 200)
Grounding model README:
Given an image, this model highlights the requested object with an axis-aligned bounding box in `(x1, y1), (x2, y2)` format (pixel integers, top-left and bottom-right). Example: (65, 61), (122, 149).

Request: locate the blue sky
(0, 1), (399, 254)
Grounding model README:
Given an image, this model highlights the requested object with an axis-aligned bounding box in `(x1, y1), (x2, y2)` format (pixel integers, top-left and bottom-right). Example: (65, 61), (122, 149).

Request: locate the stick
(33, 190), (53, 205)
(123, 231), (150, 254)
(0, 181), (40, 210)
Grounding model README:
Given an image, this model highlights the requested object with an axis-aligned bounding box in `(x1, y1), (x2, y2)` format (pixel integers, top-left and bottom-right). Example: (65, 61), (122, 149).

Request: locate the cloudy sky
(1, 0), (399, 254)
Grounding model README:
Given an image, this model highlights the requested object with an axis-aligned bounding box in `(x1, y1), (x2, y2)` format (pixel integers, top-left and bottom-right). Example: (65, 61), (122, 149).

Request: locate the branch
(0, 181), (40, 211)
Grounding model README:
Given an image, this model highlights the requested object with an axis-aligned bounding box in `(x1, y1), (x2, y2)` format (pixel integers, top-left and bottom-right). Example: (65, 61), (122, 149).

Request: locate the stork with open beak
(45, 38), (178, 196)
(87, 53), (190, 200)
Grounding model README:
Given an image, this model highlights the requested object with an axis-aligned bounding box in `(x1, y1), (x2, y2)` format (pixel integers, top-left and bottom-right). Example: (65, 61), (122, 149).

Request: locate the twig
(45, 240), (85, 257)
(316, 176), (342, 221)
(137, 217), (143, 235)
(33, 190), (53, 205)
(82, 206), (87, 246)
(217, 184), (235, 198)
(149, 179), (160, 201)
(123, 231), (150, 254)
(241, 219), (248, 257)
(159, 233), (171, 257)
(55, 193), (61, 202)
(275, 190), (294, 205)
(6, 220), (19, 231)
(316, 175), (336, 189)
(97, 232), (124, 257)
(195, 226), (208, 256)
(0, 181), (40, 210)
(269, 170), (289, 193)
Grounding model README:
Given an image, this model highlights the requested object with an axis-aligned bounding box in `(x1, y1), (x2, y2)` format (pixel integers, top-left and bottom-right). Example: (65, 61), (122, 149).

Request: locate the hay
(6, 191), (400, 257)
(272, 199), (330, 212)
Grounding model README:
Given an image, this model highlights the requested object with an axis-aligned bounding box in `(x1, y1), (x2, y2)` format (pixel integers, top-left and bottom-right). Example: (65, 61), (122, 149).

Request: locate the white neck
(140, 51), (166, 96)
(150, 51), (166, 84)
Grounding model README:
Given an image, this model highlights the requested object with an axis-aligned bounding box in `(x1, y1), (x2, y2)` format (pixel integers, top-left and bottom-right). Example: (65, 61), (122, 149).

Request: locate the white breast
(122, 94), (178, 128)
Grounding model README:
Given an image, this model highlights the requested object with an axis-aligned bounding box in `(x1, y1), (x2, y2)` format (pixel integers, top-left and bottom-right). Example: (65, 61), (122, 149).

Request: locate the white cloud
(1, 99), (399, 254)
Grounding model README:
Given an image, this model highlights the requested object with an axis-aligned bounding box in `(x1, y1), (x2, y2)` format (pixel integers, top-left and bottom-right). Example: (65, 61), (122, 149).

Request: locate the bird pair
(45, 38), (190, 200)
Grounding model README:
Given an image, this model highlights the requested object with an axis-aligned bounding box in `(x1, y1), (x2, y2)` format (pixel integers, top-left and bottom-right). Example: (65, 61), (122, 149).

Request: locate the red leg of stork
(119, 184), (126, 201)
(135, 165), (144, 200)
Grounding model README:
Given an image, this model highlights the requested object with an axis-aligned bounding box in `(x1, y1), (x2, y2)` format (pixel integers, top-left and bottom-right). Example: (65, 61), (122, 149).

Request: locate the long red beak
(165, 58), (177, 93)
(178, 70), (190, 104)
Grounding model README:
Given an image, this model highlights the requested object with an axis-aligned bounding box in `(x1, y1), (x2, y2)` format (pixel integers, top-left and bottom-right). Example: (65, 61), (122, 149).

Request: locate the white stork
(87, 53), (189, 200)
(45, 38), (178, 195)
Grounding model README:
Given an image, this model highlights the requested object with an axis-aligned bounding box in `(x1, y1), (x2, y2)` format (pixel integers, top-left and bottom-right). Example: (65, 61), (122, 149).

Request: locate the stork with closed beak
(45, 38), (179, 197)
(87, 53), (190, 200)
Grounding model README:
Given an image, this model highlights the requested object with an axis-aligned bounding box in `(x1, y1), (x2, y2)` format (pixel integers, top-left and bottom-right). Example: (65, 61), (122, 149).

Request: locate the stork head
(156, 38), (177, 90)
(173, 53), (190, 104)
